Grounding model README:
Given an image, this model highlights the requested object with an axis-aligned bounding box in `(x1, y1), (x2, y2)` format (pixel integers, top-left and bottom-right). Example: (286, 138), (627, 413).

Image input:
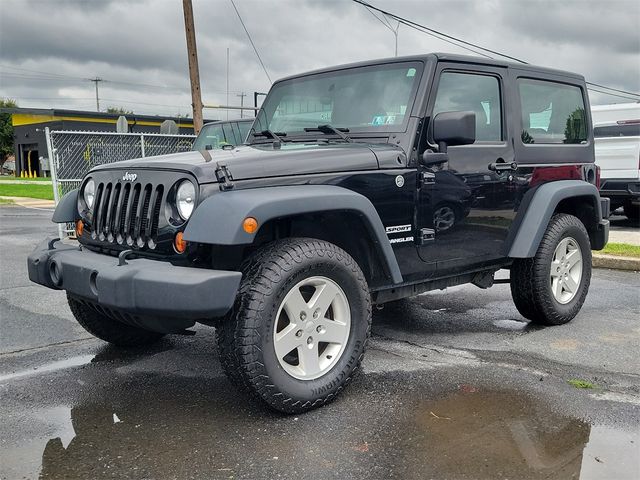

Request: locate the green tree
(1, 98), (18, 167)
(106, 106), (133, 115)
(564, 108), (586, 144)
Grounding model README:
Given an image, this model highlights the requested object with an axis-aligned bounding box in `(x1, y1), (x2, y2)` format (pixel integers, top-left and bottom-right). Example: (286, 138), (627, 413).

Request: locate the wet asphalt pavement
(1, 205), (639, 480)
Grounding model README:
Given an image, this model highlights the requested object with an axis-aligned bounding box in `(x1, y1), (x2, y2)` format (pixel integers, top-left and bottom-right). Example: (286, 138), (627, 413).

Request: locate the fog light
(49, 261), (62, 286)
(75, 219), (84, 237)
(174, 231), (187, 254)
(243, 217), (258, 234)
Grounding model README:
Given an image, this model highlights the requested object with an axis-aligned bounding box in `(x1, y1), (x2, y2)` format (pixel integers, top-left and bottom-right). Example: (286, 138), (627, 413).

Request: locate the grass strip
(0, 183), (55, 200)
(597, 242), (640, 258)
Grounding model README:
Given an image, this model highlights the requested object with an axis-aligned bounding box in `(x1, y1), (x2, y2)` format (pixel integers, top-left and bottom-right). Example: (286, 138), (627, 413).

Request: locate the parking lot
(1, 204), (639, 480)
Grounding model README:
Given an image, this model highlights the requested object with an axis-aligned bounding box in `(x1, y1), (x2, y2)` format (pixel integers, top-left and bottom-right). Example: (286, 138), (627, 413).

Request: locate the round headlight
(83, 178), (95, 209)
(176, 180), (196, 220)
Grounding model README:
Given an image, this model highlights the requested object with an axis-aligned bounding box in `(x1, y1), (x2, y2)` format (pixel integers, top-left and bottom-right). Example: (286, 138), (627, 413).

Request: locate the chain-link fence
(45, 128), (196, 237)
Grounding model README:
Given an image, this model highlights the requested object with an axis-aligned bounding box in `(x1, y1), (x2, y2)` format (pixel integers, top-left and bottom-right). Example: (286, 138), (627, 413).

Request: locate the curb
(0, 196), (55, 209)
(593, 253), (640, 272)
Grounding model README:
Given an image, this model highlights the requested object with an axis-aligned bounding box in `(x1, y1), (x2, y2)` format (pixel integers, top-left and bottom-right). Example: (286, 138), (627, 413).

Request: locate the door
(417, 65), (521, 274)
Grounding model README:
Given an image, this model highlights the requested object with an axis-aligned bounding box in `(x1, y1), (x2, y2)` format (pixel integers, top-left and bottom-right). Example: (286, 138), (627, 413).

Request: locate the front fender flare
(183, 185), (403, 284)
(507, 180), (603, 258)
(51, 189), (80, 223)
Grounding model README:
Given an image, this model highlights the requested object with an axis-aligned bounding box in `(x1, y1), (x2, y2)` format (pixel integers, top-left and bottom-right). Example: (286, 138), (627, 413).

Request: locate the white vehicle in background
(591, 103), (640, 221)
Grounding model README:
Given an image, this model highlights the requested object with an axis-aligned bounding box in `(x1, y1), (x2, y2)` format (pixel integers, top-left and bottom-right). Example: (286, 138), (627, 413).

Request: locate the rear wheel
(510, 214), (591, 326)
(67, 295), (166, 347)
(216, 238), (371, 414)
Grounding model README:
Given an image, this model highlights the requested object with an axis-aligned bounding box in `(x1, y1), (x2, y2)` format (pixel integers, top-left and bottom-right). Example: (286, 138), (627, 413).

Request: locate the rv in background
(592, 103), (640, 221)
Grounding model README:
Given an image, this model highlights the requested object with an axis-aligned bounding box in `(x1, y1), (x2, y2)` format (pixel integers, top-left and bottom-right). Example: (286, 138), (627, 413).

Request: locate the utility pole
(89, 77), (103, 112)
(182, 0), (204, 133)
(236, 92), (246, 118)
(226, 48), (230, 120)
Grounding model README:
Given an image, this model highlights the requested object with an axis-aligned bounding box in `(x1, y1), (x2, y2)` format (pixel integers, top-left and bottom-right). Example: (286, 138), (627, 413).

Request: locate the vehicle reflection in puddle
(31, 384), (638, 479)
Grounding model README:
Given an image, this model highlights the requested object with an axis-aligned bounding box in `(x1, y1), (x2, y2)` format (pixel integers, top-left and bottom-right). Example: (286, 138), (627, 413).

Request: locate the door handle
(488, 160), (517, 172)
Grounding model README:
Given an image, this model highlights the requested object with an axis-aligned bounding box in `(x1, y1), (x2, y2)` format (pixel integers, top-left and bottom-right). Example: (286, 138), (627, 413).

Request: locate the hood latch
(215, 163), (234, 191)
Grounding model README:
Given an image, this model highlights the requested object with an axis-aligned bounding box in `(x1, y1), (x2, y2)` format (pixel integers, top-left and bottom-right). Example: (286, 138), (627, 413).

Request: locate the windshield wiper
(252, 129), (287, 143)
(304, 124), (352, 142)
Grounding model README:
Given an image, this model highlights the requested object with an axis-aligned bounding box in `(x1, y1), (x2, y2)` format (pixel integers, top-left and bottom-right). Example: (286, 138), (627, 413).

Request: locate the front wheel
(510, 214), (592, 325)
(217, 238), (371, 414)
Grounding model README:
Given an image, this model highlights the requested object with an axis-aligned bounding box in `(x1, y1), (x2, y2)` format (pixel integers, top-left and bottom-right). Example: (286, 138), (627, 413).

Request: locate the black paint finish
(57, 52), (605, 295)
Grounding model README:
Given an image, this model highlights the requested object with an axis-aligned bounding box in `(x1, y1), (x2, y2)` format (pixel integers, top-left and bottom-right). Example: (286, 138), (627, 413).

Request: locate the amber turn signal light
(75, 219), (84, 237)
(243, 217), (258, 234)
(174, 231), (187, 253)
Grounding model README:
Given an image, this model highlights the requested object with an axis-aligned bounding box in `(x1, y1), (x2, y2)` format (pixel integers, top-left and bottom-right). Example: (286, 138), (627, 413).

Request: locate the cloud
(1, 0), (638, 117)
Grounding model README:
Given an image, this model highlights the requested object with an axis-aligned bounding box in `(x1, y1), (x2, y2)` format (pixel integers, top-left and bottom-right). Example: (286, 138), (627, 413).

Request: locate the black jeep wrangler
(28, 53), (609, 413)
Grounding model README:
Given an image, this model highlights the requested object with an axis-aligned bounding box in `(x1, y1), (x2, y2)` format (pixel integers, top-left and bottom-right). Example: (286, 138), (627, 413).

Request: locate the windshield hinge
(417, 228), (435, 246)
(418, 171), (435, 187)
(215, 163), (234, 191)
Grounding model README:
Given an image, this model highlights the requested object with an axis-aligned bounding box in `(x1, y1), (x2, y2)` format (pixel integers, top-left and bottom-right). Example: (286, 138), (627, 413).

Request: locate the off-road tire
(510, 214), (592, 325)
(67, 295), (166, 347)
(216, 238), (371, 414)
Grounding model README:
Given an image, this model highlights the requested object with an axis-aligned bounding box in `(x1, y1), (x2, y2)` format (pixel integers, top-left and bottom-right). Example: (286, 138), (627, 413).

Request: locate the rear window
(594, 123), (640, 138)
(518, 79), (588, 145)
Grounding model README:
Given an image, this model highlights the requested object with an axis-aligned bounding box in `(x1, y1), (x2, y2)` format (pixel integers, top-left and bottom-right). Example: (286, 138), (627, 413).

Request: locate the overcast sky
(1, 0), (638, 119)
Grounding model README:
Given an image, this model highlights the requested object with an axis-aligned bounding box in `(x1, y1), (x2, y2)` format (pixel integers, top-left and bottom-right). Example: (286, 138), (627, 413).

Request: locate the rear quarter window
(518, 78), (588, 145)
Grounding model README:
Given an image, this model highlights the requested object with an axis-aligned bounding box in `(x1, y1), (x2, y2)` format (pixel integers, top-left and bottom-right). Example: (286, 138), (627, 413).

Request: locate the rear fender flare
(507, 180), (602, 258)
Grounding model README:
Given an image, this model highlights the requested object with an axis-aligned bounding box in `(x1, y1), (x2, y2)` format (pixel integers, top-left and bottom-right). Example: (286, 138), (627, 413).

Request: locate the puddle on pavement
(2, 381), (637, 480)
(401, 390), (639, 479)
(0, 355), (95, 383)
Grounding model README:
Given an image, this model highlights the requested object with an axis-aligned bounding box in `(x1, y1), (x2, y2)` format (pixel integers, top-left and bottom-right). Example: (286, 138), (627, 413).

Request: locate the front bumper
(28, 238), (242, 323)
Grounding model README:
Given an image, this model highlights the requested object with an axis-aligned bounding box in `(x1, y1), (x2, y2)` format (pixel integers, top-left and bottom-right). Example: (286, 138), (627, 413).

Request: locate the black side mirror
(421, 150), (448, 168)
(432, 111), (476, 153)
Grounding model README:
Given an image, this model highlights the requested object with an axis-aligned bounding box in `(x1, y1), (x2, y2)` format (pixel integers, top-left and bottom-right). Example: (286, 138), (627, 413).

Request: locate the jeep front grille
(90, 181), (164, 249)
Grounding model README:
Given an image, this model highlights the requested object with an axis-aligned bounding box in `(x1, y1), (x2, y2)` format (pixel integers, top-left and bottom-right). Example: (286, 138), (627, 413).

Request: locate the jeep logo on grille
(122, 172), (137, 182)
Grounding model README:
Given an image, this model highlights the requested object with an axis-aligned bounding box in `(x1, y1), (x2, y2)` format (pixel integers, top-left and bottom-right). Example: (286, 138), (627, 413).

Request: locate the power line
(0, 65), (186, 91)
(585, 87), (640, 102)
(353, 0), (640, 99)
(584, 81), (640, 98)
(354, 0), (522, 62)
(361, 2), (493, 59)
(229, 0), (272, 83)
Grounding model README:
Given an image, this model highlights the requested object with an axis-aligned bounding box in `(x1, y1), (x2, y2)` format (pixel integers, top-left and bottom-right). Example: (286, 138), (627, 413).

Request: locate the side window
(221, 123), (235, 145)
(229, 122), (242, 145)
(433, 72), (503, 142)
(237, 121), (252, 142)
(518, 79), (587, 144)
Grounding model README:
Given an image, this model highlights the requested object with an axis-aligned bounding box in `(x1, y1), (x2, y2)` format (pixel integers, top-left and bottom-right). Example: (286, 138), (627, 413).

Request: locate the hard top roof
(275, 52), (584, 83)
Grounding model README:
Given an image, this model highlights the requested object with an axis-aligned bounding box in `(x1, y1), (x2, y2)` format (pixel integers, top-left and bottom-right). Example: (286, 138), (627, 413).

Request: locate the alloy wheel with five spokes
(550, 237), (583, 304)
(274, 276), (351, 380)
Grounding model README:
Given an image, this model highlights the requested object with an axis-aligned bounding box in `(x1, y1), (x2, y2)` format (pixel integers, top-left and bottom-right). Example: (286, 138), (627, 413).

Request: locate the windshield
(253, 62), (423, 138)
(192, 123), (229, 150)
(192, 121), (254, 150)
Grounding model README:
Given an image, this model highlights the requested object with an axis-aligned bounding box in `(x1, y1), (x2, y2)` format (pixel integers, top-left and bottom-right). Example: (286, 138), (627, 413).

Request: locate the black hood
(92, 142), (401, 183)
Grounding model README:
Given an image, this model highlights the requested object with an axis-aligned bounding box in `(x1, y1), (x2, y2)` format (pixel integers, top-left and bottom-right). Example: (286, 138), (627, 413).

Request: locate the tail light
(595, 165), (601, 190)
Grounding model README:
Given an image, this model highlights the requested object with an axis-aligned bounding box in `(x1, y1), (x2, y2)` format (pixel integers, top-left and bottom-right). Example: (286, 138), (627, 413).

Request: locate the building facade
(5, 108), (212, 177)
